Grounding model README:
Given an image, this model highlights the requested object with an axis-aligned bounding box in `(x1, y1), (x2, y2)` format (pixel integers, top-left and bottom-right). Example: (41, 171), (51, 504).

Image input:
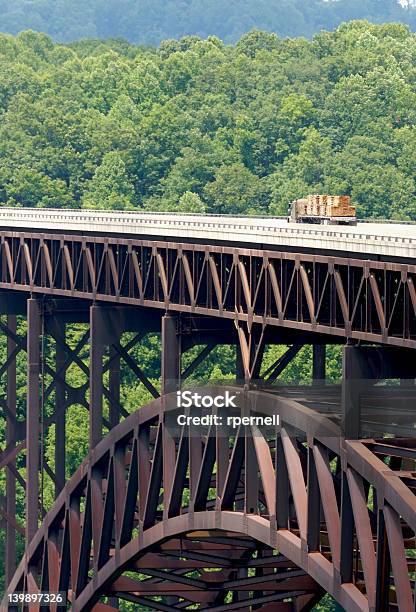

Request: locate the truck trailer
(289, 194), (357, 225)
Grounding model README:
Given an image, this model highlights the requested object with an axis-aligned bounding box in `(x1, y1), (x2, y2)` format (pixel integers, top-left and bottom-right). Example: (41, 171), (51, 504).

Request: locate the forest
(0, 20), (415, 610)
(0, 0), (416, 44)
(1, 21), (416, 219)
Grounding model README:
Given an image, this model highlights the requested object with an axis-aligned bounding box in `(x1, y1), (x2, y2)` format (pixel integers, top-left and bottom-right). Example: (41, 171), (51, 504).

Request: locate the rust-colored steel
(26, 298), (41, 545)
(5, 314), (17, 586)
(0, 231), (414, 347)
(4, 388), (416, 611)
(0, 302), (164, 588)
(1, 228), (416, 610)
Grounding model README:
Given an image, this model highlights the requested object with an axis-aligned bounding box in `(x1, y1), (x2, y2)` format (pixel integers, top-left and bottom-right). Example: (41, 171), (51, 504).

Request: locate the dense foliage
(1, 22), (416, 219)
(0, 0), (415, 45)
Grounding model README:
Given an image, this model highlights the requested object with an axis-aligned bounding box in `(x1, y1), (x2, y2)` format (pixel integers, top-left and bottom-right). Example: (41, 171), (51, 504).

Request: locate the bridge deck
(0, 207), (415, 260)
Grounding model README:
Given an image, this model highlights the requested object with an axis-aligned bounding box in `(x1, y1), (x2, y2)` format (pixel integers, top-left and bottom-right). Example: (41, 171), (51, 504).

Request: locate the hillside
(0, 0), (415, 44)
(0, 22), (415, 219)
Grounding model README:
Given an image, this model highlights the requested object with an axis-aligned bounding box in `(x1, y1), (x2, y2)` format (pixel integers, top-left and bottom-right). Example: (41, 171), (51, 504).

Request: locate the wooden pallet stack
(305, 194), (355, 217)
(328, 195), (356, 217)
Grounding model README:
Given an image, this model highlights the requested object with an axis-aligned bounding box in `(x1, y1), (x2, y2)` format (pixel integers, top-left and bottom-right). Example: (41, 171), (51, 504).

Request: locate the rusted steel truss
(0, 232), (415, 347)
(0, 314), (25, 587)
(4, 389), (416, 611)
(0, 300), (163, 587)
(0, 227), (415, 610)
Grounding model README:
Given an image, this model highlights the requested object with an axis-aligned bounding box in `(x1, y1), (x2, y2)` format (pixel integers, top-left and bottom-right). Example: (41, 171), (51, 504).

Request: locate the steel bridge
(0, 209), (415, 611)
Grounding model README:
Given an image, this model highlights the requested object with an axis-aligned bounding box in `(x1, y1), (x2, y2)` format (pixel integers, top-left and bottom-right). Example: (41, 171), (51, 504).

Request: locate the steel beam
(90, 304), (105, 449)
(0, 232), (415, 347)
(54, 319), (66, 497)
(26, 298), (41, 544)
(109, 345), (121, 429)
(306, 446), (320, 553)
(375, 509), (390, 611)
(5, 314), (17, 586)
(161, 314), (181, 394)
(161, 314), (180, 528)
(236, 343), (244, 383)
(262, 344), (303, 384)
(312, 345), (325, 385)
(342, 345), (368, 439)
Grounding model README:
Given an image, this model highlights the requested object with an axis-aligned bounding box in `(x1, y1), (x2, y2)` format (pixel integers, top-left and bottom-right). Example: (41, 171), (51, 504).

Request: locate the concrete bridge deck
(0, 207), (415, 260)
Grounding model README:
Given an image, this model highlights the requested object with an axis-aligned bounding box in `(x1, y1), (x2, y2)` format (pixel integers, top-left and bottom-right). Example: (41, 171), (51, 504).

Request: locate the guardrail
(0, 206), (414, 223)
(0, 208), (414, 255)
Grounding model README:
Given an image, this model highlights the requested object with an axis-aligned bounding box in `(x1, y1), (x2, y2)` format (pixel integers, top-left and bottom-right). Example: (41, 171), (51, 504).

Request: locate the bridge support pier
(342, 345), (365, 439)
(161, 313), (181, 394)
(312, 344), (326, 384)
(90, 303), (107, 449)
(0, 294), (31, 582)
(26, 298), (41, 545)
(109, 345), (120, 429)
(5, 314), (17, 587)
(49, 317), (67, 497)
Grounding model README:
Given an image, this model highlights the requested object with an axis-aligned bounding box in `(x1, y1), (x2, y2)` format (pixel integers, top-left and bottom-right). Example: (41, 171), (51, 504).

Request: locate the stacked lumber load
(294, 197), (308, 216)
(306, 194), (356, 218)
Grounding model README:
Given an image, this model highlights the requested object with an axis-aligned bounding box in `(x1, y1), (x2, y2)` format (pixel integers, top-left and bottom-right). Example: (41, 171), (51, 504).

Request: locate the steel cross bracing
(0, 297), (164, 588)
(0, 231), (414, 347)
(3, 389), (416, 611)
(0, 225), (415, 611)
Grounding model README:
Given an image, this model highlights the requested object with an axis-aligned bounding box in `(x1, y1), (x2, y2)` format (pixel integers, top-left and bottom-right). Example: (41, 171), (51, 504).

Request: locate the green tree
(82, 151), (135, 209)
(3, 168), (72, 208)
(236, 29), (280, 57)
(177, 191), (206, 212)
(351, 165), (415, 219)
(268, 127), (333, 213)
(203, 163), (270, 215)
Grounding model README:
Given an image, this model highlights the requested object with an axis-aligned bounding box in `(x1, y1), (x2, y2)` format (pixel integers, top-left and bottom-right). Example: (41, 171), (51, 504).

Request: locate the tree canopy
(0, 23), (416, 219)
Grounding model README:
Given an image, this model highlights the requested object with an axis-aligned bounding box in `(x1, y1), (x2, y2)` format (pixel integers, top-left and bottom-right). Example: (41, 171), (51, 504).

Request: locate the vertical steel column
(340, 471), (354, 584)
(236, 344), (244, 383)
(312, 345), (326, 384)
(26, 298), (41, 545)
(375, 510), (390, 610)
(161, 314), (180, 530)
(5, 314), (17, 586)
(55, 320), (66, 497)
(276, 436), (289, 529)
(90, 304), (105, 449)
(307, 445), (320, 553)
(161, 314), (181, 394)
(342, 345), (369, 439)
(109, 346), (120, 429)
(160, 313), (180, 607)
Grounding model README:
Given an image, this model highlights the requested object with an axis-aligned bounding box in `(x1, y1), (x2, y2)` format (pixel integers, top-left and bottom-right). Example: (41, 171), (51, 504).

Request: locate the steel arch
(4, 388), (416, 611)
